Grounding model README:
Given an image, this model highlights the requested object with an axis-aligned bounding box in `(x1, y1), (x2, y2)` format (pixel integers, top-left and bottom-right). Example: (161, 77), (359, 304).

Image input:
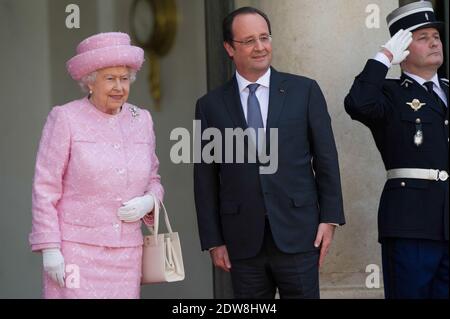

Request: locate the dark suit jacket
(345, 59), (449, 242)
(194, 68), (345, 260)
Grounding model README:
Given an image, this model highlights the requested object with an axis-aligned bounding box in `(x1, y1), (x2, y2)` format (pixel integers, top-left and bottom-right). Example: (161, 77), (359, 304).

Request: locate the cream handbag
(141, 199), (185, 284)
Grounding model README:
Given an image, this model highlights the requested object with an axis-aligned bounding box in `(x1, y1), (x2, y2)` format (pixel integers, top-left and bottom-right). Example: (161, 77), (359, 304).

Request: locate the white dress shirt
(235, 68), (271, 131)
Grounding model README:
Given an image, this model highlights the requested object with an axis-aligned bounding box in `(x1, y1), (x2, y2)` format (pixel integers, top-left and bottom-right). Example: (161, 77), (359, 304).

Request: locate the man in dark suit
(345, 1), (448, 299)
(194, 7), (345, 299)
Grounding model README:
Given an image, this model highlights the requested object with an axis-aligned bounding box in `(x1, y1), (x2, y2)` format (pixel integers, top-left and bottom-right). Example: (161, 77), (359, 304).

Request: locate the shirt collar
(236, 68), (271, 93)
(404, 71), (441, 90)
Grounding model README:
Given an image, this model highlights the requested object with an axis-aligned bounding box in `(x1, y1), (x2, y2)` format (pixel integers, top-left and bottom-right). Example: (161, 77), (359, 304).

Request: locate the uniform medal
(414, 129), (423, 146)
(407, 99), (426, 112)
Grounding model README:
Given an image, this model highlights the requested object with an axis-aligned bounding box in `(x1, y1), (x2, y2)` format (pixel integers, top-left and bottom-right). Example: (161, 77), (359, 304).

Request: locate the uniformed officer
(345, 1), (448, 299)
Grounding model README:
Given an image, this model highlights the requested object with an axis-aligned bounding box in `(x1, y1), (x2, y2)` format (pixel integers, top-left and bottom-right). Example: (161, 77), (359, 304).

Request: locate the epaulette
(386, 78), (400, 82)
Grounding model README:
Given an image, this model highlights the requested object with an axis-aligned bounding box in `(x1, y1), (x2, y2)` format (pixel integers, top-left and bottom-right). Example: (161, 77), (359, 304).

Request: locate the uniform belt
(387, 169), (449, 181)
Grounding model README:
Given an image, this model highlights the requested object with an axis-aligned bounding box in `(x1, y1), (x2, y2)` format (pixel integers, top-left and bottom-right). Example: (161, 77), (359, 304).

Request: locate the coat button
(113, 143), (121, 149)
(445, 120), (449, 126)
(415, 118), (421, 124)
(401, 182), (406, 187)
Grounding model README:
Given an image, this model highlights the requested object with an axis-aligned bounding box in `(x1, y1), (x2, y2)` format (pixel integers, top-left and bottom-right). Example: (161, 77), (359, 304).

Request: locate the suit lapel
(266, 68), (288, 148)
(223, 75), (248, 130)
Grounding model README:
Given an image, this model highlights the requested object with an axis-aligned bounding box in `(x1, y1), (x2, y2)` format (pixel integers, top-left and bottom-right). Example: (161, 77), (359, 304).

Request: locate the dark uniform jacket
(345, 59), (449, 242)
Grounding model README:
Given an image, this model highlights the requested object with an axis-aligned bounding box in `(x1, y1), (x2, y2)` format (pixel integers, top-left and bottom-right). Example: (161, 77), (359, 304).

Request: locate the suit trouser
(381, 238), (449, 299)
(229, 218), (320, 299)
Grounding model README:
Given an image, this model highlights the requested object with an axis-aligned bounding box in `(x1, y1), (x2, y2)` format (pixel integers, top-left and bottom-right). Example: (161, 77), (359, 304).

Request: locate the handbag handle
(147, 197), (174, 240)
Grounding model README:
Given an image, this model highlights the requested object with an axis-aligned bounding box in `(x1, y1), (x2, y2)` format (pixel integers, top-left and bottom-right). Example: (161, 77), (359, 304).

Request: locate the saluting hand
(381, 29), (413, 65)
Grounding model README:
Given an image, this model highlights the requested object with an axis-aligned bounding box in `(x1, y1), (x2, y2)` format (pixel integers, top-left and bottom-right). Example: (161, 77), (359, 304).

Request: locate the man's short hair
(223, 7), (272, 46)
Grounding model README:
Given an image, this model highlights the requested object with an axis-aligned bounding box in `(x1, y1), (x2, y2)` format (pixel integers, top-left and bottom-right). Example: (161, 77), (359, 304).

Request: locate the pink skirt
(43, 241), (142, 299)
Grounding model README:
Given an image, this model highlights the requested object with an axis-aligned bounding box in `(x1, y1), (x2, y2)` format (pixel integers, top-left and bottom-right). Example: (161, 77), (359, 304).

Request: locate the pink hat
(66, 32), (145, 81)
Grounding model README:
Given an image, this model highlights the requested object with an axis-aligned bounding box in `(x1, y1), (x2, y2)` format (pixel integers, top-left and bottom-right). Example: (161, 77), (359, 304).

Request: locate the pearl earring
(89, 90), (93, 95)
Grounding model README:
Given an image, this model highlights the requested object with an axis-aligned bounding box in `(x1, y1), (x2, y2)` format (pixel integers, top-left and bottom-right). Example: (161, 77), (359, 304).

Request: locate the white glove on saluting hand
(118, 194), (155, 223)
(42, 248), (65, 288)
(381, 29), (413, 65)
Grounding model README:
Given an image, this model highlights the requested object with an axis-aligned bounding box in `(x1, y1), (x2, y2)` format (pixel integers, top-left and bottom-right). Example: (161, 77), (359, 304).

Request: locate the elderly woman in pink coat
(29, 32), (164, 299)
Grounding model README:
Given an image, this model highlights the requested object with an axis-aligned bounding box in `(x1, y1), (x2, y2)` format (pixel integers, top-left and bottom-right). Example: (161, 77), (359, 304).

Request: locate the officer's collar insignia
(401, 79), (413, 88)
(407, 99), (426, 112)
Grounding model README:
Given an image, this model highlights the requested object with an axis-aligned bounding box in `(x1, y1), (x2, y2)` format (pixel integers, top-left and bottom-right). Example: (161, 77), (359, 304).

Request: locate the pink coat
(29, 97), (164, 251)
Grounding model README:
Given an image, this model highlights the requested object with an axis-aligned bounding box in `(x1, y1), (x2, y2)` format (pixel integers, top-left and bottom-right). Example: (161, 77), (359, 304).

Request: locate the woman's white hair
(78, 68), (137, 92)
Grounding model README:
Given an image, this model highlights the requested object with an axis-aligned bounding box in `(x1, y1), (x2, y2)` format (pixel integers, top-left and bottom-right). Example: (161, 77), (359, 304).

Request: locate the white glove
(42, 248), (65, 288)
(117, 194), (155, 223)
(381, 29), (413, 65)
